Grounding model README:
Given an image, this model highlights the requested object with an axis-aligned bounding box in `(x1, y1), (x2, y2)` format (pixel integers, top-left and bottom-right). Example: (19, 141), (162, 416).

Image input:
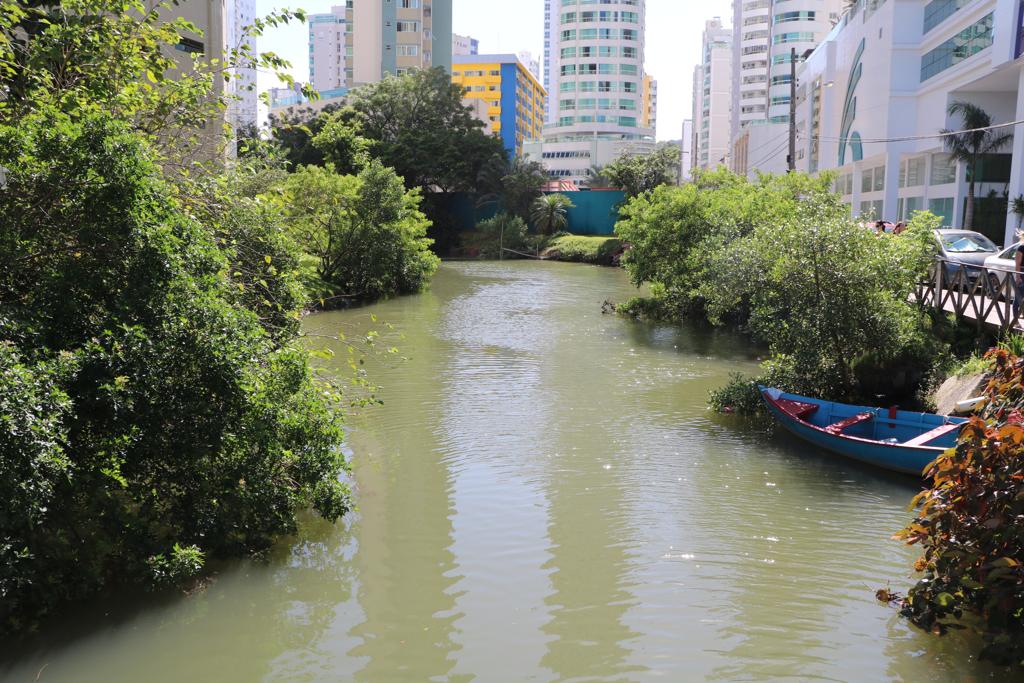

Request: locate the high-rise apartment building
(453, 33), (479, 56)
(680, 119), (693, 182)
(730, 0), (769, 145)
(765, 0), (843, 123)
(225, 0), (257, 129)
(452, 54), (547, 158)
(518, 51), (541, 81)
(642, 73), (658, 132)
(692, 18), (733, 170)
(530, 0), (656, 182)
(309, 6), (347, 93)
(308, 0), (453, 90)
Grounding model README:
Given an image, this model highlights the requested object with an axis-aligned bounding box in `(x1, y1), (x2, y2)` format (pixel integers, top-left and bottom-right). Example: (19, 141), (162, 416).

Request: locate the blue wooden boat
(759, 386), (969, 475)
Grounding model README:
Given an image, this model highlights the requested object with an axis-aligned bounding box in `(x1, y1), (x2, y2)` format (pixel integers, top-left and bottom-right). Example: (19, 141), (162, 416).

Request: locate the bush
(708, 373), (763, 414)
(893, 349), (1024, 665)
(462, 213), (529, 259)
(0, 111), (350, 633)
(284, 160), (440, 303)
(542, 235), (623, 265)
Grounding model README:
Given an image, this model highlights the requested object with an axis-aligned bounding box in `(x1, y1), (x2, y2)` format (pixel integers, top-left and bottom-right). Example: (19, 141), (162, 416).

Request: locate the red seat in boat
(824, 412), (874, 435)
(775, 398), (819, 421)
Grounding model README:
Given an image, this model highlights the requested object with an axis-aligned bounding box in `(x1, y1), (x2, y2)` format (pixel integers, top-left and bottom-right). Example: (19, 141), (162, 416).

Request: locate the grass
(953, 354), (993, 378)
(541, 235), (623, 265)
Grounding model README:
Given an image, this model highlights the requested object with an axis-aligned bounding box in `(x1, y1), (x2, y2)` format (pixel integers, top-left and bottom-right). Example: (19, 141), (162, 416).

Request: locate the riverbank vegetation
(615, 169), (945, 406)
(889, 349), (1024, 665)
(0, 1), (372, 634)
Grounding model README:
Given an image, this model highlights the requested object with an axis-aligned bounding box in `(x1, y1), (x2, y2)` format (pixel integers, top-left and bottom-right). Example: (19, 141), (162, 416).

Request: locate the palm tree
(941, 101), (1012, 230)
(1012, 195), (1024, 231)
(531, 194), (575, 236)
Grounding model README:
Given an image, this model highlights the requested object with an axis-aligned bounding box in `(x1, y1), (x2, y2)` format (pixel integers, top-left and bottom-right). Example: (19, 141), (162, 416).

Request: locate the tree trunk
(965, 176), (976, 230)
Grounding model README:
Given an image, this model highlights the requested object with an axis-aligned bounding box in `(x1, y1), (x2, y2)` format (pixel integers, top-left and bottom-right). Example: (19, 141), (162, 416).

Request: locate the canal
(0, 261), (1014, 681)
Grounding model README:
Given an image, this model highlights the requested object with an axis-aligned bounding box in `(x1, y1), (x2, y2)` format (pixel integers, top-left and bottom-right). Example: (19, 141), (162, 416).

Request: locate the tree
(268, 103), (345, 170)
(0, 0), (354, 633)
(616, 168), (942, 402)
(0, 0), (307, 163)
(602, 145), (680, 198)
(531, 194), (575, 236)
(349, 68), (506, 194)
(312, 107), (371, 175)
(476, 157), (548, 221)
(941, 101), (1011, 230)
(283, 161), (439, 302)
(0, 110), (349, 632)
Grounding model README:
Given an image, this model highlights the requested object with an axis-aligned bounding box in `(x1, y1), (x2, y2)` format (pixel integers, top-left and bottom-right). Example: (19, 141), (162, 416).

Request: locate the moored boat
(759, 386), (969, 475)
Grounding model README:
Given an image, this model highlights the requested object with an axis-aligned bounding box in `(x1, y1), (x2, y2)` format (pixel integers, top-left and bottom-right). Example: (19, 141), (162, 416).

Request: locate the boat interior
(773, 396), (964, 449)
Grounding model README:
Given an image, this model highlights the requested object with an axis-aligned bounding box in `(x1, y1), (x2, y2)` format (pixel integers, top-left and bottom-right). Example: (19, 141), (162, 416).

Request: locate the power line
(745, 138), (790, 171)
(801, 117), (1024, 144)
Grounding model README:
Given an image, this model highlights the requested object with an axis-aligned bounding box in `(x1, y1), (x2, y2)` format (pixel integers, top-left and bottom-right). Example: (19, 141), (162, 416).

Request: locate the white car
(982, 242), (1023, 293)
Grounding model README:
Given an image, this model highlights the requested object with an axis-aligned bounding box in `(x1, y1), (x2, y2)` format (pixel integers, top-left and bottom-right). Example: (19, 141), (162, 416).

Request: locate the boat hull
(760, 388), (964, 476)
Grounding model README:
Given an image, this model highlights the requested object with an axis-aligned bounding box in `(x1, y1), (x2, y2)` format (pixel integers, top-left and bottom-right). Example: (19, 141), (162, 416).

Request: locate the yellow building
(641, 73), (658, 131)
(452, 54), (547, 159)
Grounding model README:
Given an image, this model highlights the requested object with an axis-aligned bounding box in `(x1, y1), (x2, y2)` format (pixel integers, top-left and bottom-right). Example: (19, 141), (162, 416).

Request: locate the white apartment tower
(765, 0), (843, 123)
(730, 0), (769, 144)
(693, 18), (733, 170)
(224, 0), (257, 128)
(309, 5), (347, 93)
(532, 0), (656, 182)
(308, 1), (453, 91)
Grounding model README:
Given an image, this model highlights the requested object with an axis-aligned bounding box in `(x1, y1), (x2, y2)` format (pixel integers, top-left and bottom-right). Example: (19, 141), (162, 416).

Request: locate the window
(920, 13), (993, 82)
(395, 21), (419, 32)
(773, 32), (815, 44)
(397, 44), (419, 57)
(859, 200), (884, 218)
(899, 157), (925, 188)
(399, 0), (419, 6)
(929, 197), (955, 225)
(861, 166), (884, 193)
(923, 0), (970, 34)
(930, 153), (957, 185)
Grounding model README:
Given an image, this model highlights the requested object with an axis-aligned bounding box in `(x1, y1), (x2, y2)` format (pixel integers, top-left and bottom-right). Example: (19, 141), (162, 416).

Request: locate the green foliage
(708, 373), (764, 415)
(542, 235), (623, 265)
(283, 161), (439, 302)
(893, 349), (1024, 665)
(477, 157), (547, 222)
(616, 169), (835, 317)
(463, 213), (530, 259)
(0, 0), (305, 160)
(268, 104), (344, 169)
(617, 168), (944, 403)
(0, 110), (350, 632)
(147, 544), (205, 587)
(349, 68), (506, 194)
(601, 145), (680, 198)
(312, 107), (371, 175)
(531, 194), (576, 236)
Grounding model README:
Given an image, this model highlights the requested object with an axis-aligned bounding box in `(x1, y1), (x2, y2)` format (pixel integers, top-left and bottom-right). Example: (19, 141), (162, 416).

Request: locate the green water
(0, 261), (1015, 682)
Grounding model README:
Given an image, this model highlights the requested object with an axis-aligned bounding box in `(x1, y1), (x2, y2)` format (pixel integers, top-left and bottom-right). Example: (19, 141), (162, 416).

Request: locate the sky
(254, 0), (733, 140)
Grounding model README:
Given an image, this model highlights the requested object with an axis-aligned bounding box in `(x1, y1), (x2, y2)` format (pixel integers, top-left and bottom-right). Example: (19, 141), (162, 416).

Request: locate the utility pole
(788, 47), (797, 172)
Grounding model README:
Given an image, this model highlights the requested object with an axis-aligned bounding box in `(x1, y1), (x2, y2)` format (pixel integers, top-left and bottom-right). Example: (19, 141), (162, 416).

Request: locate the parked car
(933, 229), (1001, 284)
(982, 242), (1022, 293)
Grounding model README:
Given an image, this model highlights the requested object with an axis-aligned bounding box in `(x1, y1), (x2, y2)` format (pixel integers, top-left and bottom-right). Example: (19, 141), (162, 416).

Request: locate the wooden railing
(912, 259), (1022, 332)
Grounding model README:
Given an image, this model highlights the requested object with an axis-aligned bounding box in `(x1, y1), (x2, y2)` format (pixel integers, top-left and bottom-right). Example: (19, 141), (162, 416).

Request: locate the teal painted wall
(431, 0), (453, 73)
(381, 0), (396, 78)
(448, 191), (625, 236)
